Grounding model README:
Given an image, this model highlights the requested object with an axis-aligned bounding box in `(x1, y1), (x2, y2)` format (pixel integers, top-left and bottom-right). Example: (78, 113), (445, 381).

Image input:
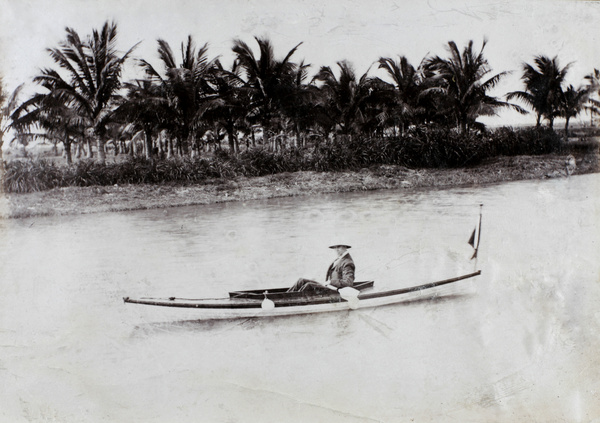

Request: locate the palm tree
(425, 40), (522, 133)
(200, 60), (250, 154)
(10, 89), (85, 164)
(560, 85), (589, 138)
(139, 36), (218, 156)
(507, 55), (571, 128)
(377, 56), (424, 133)
(312, 60), (381, 136)
(115, 79), (171, 159)
(29, 21), (137, 164)
(232, 37), (302, 142)
(280, 60), (319, 146)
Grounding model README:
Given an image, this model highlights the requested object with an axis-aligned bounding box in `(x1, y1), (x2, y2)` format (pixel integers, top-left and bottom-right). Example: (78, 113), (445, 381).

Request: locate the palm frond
(506, 90), (534, 107)
(156, 39), (177, 70)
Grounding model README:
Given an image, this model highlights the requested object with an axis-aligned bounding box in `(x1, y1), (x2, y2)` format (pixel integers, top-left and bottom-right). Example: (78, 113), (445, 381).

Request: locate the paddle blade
(339, 287), (360, 309)
(339, 287), (360, 298)
(261, 298), (275, 310)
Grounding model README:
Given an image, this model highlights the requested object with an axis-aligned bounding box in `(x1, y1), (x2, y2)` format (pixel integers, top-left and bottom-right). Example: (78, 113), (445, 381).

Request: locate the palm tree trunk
(63, 129), (72, 164)
(187, 134), (196, 158)
(158, 133), (164, 157)
(86, 137), (93, 159)
(64, 140), (73, 164)
(97, 138), (106, 164)
(167, 138), (174, 159)
(294, 122), (301, 148)
(227, 124), (236, 155)
(144, 128), (153, 160)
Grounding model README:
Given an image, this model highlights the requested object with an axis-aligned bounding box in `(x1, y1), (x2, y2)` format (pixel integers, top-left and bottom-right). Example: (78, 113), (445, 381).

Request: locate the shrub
(238, 148), (294, 176)
(3, 160), (64, 193)
(491, 126), (562, 156)
(566, 136), (600, 155)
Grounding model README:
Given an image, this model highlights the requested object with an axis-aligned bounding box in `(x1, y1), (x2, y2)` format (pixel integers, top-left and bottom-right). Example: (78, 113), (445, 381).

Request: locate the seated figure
(288, 244), (355, 292)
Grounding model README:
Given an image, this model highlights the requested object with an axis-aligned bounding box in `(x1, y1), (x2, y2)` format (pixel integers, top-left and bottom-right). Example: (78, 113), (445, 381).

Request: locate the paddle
(338, 286), (360, 309)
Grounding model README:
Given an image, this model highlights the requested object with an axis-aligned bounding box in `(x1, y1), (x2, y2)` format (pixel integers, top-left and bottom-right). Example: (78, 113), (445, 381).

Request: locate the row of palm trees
(5, 21), (597, 164)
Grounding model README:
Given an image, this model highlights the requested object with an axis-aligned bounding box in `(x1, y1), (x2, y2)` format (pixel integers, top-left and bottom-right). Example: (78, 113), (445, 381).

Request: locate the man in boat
(287, 244), (355, 292)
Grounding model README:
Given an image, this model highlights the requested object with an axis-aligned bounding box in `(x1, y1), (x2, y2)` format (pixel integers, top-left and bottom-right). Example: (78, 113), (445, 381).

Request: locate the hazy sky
(1, 0), (599, 126)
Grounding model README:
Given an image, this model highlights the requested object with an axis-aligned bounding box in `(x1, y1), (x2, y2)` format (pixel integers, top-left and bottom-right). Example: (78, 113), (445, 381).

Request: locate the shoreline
(1, 152), (597, 219)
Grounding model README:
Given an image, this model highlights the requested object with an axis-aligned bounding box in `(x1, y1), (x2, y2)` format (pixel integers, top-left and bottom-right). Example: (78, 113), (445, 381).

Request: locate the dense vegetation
(1, 21), (599, 193)
(3, 126), (565, 193)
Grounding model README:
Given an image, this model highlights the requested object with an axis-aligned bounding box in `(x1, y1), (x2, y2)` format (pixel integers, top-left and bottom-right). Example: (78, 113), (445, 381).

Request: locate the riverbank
(1, 152), (597, 219)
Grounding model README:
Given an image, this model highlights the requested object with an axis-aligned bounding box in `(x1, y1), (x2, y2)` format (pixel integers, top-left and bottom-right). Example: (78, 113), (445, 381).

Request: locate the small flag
(469, 205), (483, 260)
(468, 228), (476, 248)
(468, 225), (479, 259)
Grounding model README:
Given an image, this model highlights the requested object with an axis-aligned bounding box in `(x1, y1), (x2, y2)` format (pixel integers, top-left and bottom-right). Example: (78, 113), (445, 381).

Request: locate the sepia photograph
(0, 0), (599, 421)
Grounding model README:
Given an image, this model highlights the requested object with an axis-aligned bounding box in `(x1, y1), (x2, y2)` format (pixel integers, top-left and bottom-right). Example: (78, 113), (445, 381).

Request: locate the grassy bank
(1, 150), (597, 219)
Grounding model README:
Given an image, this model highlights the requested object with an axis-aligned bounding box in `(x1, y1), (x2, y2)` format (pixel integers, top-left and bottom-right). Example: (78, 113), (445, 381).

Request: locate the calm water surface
(1, 174), (599, 422)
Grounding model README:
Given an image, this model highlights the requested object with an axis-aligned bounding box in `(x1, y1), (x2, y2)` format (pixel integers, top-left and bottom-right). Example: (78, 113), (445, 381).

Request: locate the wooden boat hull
(123, 271), (481, 320)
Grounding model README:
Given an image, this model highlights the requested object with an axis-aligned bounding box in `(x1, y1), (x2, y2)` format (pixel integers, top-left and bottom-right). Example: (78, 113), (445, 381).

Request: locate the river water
(1, 174), (599, 422)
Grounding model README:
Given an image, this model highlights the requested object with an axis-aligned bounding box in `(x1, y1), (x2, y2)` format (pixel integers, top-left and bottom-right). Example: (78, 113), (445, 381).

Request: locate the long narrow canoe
(123, 270), (481, 320)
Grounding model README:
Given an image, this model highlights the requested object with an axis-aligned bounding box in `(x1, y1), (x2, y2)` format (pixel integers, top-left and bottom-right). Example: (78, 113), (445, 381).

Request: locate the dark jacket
(325, 253), (355, 288)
